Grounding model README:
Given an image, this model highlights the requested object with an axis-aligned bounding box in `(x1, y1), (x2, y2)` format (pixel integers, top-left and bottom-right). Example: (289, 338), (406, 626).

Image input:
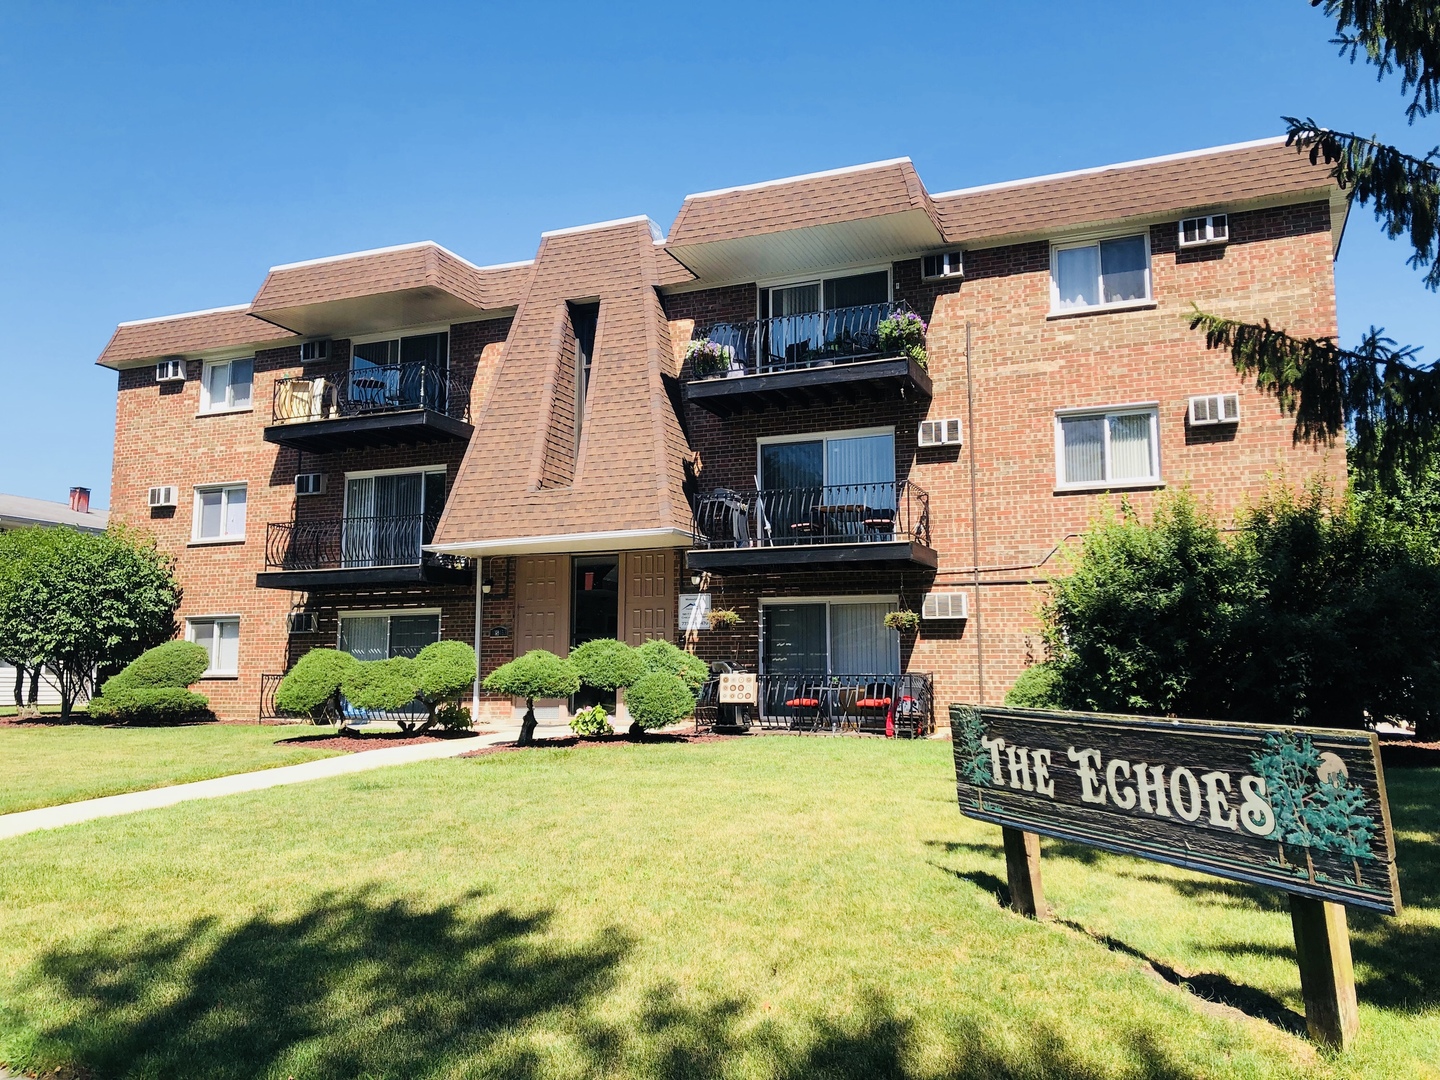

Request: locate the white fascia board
(426, 527), (694, 558)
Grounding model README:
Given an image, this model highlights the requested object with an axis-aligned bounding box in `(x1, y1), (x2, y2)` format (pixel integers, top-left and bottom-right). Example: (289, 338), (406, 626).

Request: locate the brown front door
(515, 555), (570, 656)
(621, 550), (676, 645)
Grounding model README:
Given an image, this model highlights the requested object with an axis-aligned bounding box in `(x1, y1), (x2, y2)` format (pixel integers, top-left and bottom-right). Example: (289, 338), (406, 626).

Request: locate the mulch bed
(274, 729), (486, 752)
(1379, 739), (1440, 769)
(459, 730), (738, 758)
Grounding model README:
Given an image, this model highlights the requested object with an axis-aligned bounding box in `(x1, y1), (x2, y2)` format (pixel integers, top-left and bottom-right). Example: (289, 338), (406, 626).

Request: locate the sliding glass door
(758, 431), (895, 544)
(761, 601), (899, 676)
(341, 470), (443, 567)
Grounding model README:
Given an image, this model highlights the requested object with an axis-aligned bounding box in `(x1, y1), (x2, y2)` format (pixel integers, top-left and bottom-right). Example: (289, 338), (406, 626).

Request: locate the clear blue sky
(2, 0), (1435, 508)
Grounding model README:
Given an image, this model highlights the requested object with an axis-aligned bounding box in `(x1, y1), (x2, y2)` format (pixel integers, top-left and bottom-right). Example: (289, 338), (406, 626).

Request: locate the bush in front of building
(275, 648), (357, 720)
(636, 640), (708, 693)
(624, 671), (696, 735)
(433, 702), (473, 731)
(1003, 663), (1062, 710)
(483, 649), (580, 746)
(342, 656), (421, 711)
(414, 640), (478, 708)
(569, 638), (644, 693)
(88, 640), (211, 724)
(570, 704), (614, 737)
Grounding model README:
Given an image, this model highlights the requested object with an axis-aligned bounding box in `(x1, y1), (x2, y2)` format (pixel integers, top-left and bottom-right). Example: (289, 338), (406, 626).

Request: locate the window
(338, 611), (441, 660)
(341, 469), (445, 567)
(1055, 406), (1160, 489)
(1050, 234), (1150, 313)
(570, 303), (599, 452)
(1179, 214), (1228, 247)
(188, 617), (240, 676)
(350, 331), (448, 410)
(761, 599), (899, 675)
(759, 429), (896, 542)
(200, 358), (254, 412)
(192, 484), (247, 542)
(921, 252), (964, 280)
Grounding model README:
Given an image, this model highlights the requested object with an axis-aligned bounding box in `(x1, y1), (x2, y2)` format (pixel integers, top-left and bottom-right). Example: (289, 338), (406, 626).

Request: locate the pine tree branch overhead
(1317, 0), (1440, 120)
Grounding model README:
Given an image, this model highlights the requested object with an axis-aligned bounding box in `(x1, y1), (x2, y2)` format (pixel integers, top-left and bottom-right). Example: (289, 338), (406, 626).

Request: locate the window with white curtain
(1055, 407), (1160, 488)
(338, 612), (441, 660)
(1050, 234), (1150, 313)
(192, 484), (247, 541)
(187, 617), (240, 676)
(200, 358), (254, 412)
(761, 600), (899, 675)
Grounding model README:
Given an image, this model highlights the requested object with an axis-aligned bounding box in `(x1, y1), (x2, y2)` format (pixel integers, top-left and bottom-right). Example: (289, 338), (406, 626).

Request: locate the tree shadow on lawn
(12, 888), (1257, 1080)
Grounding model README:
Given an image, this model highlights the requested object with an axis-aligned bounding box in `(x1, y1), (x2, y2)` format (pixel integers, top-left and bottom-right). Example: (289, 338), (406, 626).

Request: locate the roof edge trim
(540, 214), (660, 239)
(681, 157), (914, 202)
(116, 303), (252, 328)
(267, 240), (494, 274)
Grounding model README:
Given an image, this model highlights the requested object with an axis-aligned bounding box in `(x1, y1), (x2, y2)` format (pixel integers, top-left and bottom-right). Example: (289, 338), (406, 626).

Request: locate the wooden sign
(718, 672), (757, 705)
(950, 704), (1401, 1049)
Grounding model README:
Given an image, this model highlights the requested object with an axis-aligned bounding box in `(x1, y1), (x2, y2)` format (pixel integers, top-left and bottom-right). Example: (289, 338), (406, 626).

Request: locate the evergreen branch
(1190, 307), (1440, 484)
(1316, 0), (1440, 120)
(1285, 118), (1440, 288)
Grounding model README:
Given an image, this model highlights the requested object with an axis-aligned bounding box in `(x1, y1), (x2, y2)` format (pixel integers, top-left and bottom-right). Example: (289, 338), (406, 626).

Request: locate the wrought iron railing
(694, 672), (934, 737)
(264, 513), (473, 572)
(271, 362), (468, 424)
(691, 480), (930, 550)
(689, 301), (919, 378)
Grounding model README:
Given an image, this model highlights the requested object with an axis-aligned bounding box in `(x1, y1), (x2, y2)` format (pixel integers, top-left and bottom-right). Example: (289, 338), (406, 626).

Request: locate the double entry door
(341, 470), (445, 568)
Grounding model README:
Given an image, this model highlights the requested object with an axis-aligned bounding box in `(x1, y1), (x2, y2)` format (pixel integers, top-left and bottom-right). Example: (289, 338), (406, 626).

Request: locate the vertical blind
(762, 602), (900, 675)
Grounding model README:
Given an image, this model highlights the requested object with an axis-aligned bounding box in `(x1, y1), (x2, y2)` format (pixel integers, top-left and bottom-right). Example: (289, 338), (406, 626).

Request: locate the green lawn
(0, 723), (344, 815)
(0, 738), (1434, 1079)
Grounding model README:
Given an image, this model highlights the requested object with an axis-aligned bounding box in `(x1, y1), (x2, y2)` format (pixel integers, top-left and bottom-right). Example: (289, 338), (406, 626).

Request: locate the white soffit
(427, 527), (695, 558)
(254, 288), (504, 337)
(666, 209), (944, 282)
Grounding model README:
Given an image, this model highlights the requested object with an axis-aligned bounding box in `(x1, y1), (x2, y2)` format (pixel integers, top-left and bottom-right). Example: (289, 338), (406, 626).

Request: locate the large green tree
(1193, 1), (1440, 489)
(0, 525), (182, 718)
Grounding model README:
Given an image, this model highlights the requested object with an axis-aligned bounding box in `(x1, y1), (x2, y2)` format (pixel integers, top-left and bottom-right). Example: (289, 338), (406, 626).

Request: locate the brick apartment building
(100, 137), (1346, 725)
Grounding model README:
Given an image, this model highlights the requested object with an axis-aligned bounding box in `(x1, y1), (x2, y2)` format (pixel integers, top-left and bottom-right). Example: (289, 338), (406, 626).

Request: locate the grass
(0, 722), (344, 815)
(0, 737), (1434, 1079)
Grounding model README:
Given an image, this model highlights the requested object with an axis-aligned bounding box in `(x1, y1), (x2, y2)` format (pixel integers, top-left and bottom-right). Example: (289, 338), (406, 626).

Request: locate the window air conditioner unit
(922, 592), (969, 620)
(1188, 393), (1240, 426)
(156, 359), (185, 382)
(287, 611), (317, 634)
(299, 339), (330, 363)
(1178, 214), (1228, 248)
(148, 485), (178, 508)
(918, 418), (963, 447)
(922, 251), (964, 280)
(295, 472), (326, 496)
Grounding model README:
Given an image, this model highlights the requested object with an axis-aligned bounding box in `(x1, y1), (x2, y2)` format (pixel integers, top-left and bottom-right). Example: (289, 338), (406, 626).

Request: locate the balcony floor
(263, 409), (473, 453)
(255, 562), (473, 590)
(686, 540), (938, 574)
(684, 356), (932, 418)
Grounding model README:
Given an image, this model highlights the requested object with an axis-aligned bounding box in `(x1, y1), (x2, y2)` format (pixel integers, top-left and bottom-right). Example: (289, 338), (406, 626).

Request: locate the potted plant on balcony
(877, 308), (928, 369)
(884, 609), (920, 634)
(687, 338), (742, 379)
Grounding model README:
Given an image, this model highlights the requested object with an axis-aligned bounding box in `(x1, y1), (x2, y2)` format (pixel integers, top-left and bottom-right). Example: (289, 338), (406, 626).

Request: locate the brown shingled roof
(933, 137), (1340, 247)
(96, 306), (297, 369)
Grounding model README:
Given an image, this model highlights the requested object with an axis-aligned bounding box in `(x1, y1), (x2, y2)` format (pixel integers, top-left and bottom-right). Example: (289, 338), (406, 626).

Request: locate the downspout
(472, 557), (484, 718)
(964, 322), (985, 705)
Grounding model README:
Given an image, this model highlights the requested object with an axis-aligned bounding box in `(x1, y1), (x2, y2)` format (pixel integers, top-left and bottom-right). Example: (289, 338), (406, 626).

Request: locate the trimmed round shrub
(482, 650), (580, 704)
(625, 671), (696, 731)
(275, 649), (358, 716)
(569, 638), (644, 692)
(434, 702), (473, 731)
(414, 640), (478, 704)
(1004, 663), (1063, 710)
(342, 656), (421, 711)
(636, 640), (708, 693)
(88, 686), (210, 724)
(570, 704), (614, 737)
(101, 640), (209, 695)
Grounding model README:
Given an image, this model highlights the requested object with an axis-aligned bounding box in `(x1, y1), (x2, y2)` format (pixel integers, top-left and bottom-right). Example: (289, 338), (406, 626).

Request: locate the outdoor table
(813, 504), (866, 540)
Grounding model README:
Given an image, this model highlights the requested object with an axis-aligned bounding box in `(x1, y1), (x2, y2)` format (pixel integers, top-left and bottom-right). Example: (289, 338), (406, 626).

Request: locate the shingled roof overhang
(664, 159), (945, 284)
(249, 242), (531, 336)
(96, 305), (298, 370)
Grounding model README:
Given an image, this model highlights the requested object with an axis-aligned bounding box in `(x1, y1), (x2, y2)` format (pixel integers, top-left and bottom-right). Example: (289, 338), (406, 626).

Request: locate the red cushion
(785, 698), (820, 708)
(856, 698), (892, 708)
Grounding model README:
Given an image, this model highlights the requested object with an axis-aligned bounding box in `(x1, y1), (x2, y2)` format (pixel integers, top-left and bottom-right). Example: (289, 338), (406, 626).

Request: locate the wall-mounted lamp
(691, 573), (702, 586)
(481, 578), (494, 595)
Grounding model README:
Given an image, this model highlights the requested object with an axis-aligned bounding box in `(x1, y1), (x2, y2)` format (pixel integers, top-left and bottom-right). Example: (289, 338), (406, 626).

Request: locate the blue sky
(2, 0), (1437, 507)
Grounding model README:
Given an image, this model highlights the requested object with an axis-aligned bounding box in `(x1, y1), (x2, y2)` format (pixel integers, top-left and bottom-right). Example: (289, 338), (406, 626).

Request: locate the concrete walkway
(0, 719), (572, 842)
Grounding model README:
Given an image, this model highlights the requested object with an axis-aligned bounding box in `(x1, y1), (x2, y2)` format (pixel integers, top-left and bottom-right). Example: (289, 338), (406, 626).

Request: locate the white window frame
(1048, 231), (1153, 316)
(336, 608), (443, 659)
(757, 594), (900, 676)
(198, 357), (255, 414)
(1053, 404), (1162, 492)
(186, 616), (241, 677)
(191, 482), (247, 543)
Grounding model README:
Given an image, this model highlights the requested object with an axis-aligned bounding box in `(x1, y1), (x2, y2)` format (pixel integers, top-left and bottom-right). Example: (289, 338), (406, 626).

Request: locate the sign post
(950, 705), (1400, 1049)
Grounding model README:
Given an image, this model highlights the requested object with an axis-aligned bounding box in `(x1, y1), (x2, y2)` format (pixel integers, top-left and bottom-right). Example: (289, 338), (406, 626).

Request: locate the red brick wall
(669, 202), (1345, 716)
(108, 317), (510, 720)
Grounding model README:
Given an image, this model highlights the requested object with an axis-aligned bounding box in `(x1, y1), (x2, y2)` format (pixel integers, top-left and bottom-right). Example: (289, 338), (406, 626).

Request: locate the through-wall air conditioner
(287, 611), (317, 634)
(155, 359), (185, 382)
(1188, 393), (1240, 426)
(148, 485), (178, 508)
(299, 339), (330, 363)
(295, 472), (326, 496)
(922, 592), (969, 620)
(922, 251), (965, 280)
(1178, 214), (1228, 248)
(918, 418), (963, 447)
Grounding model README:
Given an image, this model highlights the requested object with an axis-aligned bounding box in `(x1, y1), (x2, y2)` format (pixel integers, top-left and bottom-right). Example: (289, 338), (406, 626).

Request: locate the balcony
(683, 301), (932, 418)
(686, 480), (936, 573)
(263, 362), (473, 452)
(255, 512), (474, 590)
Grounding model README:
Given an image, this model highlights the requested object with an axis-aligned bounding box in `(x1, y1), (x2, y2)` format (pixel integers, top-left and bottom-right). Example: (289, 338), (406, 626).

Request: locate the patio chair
(854, 680), (896, 734)
(780, 676), (823, 731)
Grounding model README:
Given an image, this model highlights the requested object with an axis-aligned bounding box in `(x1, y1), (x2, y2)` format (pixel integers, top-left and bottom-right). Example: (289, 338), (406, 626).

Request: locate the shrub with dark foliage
(625, 671), (695, 733)
(275, 649), (357, 719)
(88, 640), (210, 724)
(636, 640), (708, 693)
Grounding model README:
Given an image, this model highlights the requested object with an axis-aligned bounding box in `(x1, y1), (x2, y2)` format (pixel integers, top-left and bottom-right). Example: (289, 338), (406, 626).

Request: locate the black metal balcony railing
(691, 481), (930, 550)
(694, 672), (934, 737)
(264, 513), (472, 572)
(690, 301), (919, 378)
(271, 362), (469, 425)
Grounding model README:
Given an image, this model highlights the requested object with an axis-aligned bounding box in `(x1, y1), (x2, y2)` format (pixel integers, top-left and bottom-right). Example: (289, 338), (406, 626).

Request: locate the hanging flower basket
(884, 609), (920, 633)
(706, 608), (741, 630)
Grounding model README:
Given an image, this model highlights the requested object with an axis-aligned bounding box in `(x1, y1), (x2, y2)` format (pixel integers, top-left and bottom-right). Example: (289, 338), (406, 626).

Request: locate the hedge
(625, 671), (695, 731)
(414, 640), (477, 704)
(569, 638), (644, 691)
(275, 649), (357, 716)
(342, 656), (421, 711)
(636, 640), (708, 693)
